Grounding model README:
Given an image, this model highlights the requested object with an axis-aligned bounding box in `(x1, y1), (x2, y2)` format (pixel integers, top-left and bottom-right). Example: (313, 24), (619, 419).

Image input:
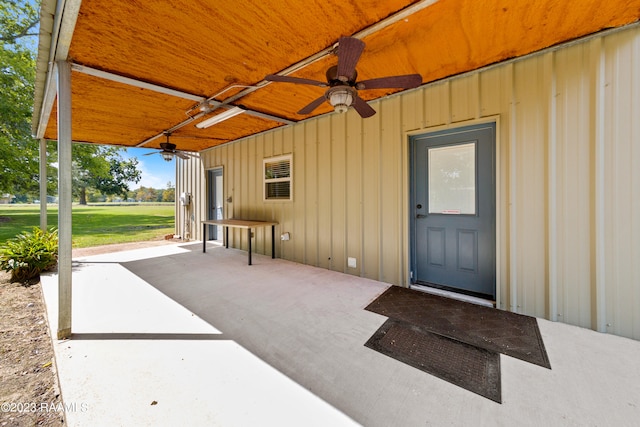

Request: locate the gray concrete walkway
(41, 242), (640, 426)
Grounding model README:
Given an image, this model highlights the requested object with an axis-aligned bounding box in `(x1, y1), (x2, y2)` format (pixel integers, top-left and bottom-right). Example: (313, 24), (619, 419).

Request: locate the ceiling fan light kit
(161, 151), (174, 162)
(265, 36), (422, 118)
(328, 87), (355, 114)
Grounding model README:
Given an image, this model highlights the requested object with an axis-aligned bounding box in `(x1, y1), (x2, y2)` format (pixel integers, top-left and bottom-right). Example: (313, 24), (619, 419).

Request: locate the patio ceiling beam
(134, 106), (296, 148)
(68, 66), (296, 148)
(71, 63), (207, 102)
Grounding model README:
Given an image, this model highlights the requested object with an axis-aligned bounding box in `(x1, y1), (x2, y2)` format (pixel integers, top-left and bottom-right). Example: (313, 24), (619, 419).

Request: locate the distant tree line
(64, 183), (175, 204)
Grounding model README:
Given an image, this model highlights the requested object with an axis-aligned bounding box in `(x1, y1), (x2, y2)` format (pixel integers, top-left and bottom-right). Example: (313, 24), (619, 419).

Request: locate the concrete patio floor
(41, 242), (640, 426)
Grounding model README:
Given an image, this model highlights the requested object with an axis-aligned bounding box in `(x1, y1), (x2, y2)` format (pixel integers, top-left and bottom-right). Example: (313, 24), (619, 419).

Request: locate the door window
(428, 142), (476, 215)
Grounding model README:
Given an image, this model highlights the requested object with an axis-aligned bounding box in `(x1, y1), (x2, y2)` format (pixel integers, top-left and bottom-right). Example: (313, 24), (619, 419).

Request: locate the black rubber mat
(365, 318), (502, 402)
(365, 286), (551, 369)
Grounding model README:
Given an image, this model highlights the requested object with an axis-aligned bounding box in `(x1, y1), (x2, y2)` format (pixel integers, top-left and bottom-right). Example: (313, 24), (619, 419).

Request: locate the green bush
(0, 227), (58, 282)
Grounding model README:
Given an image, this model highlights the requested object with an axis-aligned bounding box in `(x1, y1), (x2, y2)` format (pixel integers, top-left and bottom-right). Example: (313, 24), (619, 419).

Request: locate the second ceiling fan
(265, 37), (422, 118)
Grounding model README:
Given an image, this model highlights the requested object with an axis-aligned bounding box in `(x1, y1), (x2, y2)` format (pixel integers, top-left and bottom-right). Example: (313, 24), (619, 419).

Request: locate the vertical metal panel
(317, 116), (332, 269)
(495, 65), (513, 312)
(346, 111), (363, 276)
(292, 125), (307, 263)
(362, 109), (381, 280)
(331, 114), (347, 271)
(512, 57), (548, 317)
(401, 88), (424, 131)
(379, 96), (402, 284)
(278, 127), (295, 259)
(603, 29), (640, 339)
(547, 51), (558, 323)
(553, 44), (593, 328)
(479, 68), (503, 116)
(304, 121), (319, 266)
(450, 74), (479, 122)
(424, 81), (450, 127)
(189, 25), (640, 340)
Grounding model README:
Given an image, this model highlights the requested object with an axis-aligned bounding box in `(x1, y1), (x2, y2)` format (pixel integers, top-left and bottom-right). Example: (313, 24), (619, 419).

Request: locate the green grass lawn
(0, 204), (175, 248)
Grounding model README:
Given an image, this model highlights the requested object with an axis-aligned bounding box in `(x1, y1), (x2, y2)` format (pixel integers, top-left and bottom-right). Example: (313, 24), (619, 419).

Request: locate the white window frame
(263, 154), (293, 201)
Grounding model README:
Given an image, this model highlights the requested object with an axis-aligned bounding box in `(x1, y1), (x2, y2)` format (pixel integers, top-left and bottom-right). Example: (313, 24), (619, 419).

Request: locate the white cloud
(124, 149), (175, 190)
(133, 159), (174, 189)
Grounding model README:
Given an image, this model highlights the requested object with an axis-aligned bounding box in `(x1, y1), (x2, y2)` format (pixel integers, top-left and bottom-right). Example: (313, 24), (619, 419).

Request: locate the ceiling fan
(265, 36), (422, 118)
(143, 133), (199, 162)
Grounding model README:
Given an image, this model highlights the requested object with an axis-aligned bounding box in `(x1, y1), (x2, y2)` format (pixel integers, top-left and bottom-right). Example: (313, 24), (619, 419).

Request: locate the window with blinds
(263, 154), (292, 201)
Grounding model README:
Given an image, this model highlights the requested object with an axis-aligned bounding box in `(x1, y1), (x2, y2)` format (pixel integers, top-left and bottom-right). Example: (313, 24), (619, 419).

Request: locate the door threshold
(410, 283), (495, 308)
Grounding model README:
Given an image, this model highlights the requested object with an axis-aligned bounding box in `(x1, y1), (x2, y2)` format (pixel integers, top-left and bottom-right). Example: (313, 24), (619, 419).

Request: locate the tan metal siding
(553, 43), (593, 329)
(362, 112), (381, 280)
(603, 29), (640, 338)
(512, 56), (549, 318)
(184, 24), (640, 340)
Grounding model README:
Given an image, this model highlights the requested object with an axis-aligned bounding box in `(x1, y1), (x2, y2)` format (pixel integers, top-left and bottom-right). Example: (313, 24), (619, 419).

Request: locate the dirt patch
(0, 271), (64, 426)
(0, 216), (10, 223)
(71, 238), (184, 258)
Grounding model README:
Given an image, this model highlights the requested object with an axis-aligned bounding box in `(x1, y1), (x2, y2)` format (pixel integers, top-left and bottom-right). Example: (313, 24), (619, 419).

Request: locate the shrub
(0, 227), (58, 282)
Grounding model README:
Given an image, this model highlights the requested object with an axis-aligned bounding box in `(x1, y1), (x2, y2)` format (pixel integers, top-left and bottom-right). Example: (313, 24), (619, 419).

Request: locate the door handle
(416, 214), (426, 219)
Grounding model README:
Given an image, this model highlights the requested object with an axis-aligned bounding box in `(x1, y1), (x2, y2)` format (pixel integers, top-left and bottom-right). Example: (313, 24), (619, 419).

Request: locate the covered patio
(33, 0), (640, 339)
(31, 1), (640, 422)
(40, 242), (640, 426)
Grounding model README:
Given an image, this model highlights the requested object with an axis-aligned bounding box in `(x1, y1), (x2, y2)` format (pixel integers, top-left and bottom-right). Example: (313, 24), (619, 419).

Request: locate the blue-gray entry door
(207, 168), (223, 240)
(410, 123), (496, 299)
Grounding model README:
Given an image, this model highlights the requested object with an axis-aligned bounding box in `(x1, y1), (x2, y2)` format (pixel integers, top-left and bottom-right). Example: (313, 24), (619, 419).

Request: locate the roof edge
(31, 0), (82, 138)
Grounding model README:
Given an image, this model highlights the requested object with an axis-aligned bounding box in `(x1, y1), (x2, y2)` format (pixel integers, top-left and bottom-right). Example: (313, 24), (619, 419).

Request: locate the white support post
(39, 139), (48, 231)
(56, 61), (72, 340)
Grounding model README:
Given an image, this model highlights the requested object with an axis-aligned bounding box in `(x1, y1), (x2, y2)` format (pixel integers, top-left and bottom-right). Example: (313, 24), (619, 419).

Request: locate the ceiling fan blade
(357, 74), (422, 90)
(265, 74), (327, 87)
(174, 152), (190, 160)
(352, 95), (376, 118)
(336, 37), (365, 81)
(142, 152), (156, 156)
(176, 150), (199, 158)
(298, 96), (327, 115)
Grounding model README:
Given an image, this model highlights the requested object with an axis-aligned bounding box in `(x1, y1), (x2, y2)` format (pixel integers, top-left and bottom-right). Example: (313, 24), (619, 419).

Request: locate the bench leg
(202, 223), (206, 253)
(271, 225), (275, 259)
(248, 228), (252, 265)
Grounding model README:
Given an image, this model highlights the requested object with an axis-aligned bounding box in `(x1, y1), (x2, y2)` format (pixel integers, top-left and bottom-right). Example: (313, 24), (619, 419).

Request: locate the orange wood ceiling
(42, 0), (640, 151)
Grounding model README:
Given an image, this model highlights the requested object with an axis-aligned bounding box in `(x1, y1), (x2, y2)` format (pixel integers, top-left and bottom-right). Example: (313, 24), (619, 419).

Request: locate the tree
(0, 1), (39, 44)
(1, 1), (142, 203)
(162, 185), (175, 203)
(71, 144), (141, 205)
(135, 186), (159, 203)
(0, 0), (55, 198)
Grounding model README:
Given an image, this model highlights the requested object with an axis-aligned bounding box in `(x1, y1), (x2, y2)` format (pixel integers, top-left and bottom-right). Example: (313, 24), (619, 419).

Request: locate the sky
(122, 148), (176, 190)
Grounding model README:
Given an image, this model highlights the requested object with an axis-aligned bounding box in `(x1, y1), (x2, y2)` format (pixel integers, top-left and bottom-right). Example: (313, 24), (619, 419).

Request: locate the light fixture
(327, 87), (355, 114)
(161, 151), (174, 162)
(195, 106), (245, 129)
